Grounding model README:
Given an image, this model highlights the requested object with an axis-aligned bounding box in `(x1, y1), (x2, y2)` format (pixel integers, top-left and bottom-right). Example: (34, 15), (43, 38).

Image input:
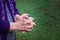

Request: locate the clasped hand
(14, 14), (36, 33)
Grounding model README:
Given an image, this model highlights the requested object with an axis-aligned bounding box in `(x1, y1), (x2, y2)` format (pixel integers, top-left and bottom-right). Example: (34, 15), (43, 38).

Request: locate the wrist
(10, 22), (17, 31)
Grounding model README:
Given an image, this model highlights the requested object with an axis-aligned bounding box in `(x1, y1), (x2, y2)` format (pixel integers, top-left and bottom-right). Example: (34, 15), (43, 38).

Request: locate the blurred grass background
(16, 0), (60, 40)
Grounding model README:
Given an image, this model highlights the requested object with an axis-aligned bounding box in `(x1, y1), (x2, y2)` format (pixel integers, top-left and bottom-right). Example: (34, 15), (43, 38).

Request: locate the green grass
(16, 0), (60, 40)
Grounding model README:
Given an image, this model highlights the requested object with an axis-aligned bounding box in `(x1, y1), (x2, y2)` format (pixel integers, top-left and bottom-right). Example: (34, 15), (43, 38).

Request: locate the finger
(23, 14), (29, 16)
(26, 22), (36, 27)
(31, 22), (36, 26)
(24, 18), (33, 24)
(25, 29), (32, 32)
(24, 20), (33, 24)
(25, 25), (34, 29)
(29, 17), (34, 21)
(22, 28), (32, 34)
(21, 14), (29, 19)
(24, 17), (34, 24)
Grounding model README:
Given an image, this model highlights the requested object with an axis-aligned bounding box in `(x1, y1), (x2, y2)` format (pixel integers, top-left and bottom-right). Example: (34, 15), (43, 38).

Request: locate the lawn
(16, 0), (60, 40)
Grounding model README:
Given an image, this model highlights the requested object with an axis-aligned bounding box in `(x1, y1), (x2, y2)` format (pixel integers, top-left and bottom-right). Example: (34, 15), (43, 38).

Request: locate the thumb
(14, 14), (20, 21)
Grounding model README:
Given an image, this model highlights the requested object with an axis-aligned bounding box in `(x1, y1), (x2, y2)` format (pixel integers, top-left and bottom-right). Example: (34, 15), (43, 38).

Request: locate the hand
(14, 14), (36, 32)
(22, 17), (36, 33)
(14, 14), (27, 31)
